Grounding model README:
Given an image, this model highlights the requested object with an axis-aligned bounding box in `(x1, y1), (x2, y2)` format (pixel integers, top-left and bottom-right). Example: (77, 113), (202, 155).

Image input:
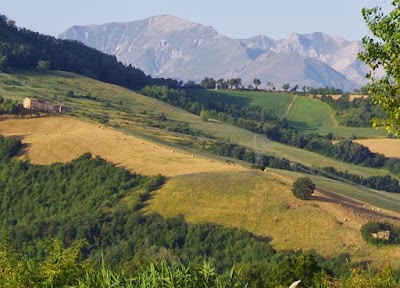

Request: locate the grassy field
(186, 89), (294, 117)
(0, 71), (396, 180)
(186, 88), (386, 138)
(2, 115), (400, 264)
(0, 117), (246, 177)
(145, 170), (400, 265)
(286, 96), (387, 138)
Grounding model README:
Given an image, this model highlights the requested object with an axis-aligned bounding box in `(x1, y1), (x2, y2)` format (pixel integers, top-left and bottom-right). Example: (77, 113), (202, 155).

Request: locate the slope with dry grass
(0, 117), (245, 177)
(354, 139), (400, 158)
(144, 170), (400, 265)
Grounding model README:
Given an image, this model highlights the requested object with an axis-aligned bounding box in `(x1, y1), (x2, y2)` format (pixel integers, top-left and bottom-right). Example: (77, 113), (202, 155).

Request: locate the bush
(292, 177), (316, 200)
(360, 222), (400, 245)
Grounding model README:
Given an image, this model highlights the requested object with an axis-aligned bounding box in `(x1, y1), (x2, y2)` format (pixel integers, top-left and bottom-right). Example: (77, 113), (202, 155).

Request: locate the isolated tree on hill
(282, 83), (290, 91)
(358, 1), (400, 136)
(292, 177), (316, 200)
(253, 78), (261, 90)
(266, 81), (274, 91)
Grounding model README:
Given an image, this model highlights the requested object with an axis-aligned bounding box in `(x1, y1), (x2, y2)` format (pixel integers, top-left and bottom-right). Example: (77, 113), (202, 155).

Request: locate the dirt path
(315, 188), (400, 223)
(283, 95), (298, 118)
(267, 171), (400, 224)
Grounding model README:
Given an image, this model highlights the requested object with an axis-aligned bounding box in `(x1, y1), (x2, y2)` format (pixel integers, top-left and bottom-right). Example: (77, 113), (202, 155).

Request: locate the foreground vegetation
(1, 238), (400, 288)
(2, 134), (400, 287)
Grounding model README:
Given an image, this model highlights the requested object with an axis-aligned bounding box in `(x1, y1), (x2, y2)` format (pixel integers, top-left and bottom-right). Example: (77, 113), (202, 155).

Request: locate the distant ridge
(60, 15), (367, 91)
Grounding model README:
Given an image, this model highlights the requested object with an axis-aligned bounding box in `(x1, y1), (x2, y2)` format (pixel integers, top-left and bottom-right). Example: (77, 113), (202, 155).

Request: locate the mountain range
(59, 15), (368, 91)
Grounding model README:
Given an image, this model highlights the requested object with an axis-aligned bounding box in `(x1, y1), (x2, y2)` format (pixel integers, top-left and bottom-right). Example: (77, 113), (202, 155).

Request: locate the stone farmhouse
(23, 97), (71, 113)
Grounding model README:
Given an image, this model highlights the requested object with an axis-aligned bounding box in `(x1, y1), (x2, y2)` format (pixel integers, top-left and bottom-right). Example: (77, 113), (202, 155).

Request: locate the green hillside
(186, 89), (387, 138)
(286, 96), (387, 138)
(187, 89), (294, 117)
(0, 71), (393, 179)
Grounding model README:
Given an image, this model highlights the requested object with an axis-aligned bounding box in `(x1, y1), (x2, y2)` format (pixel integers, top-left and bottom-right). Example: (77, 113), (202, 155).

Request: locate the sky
(0, 0), (391, 41)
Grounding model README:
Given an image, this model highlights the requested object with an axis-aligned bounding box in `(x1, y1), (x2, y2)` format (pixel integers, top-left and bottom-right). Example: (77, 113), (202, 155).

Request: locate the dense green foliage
(0, 239), (247, 287)
(140, 86), (398, 171)
(320, 94), (386, 128)
(308, 87), (343, 95)
(291, 177), (316, 200)
(360, 222), (400, 245)
(1, 239), (399, 288)
(359, 1), (400, 135)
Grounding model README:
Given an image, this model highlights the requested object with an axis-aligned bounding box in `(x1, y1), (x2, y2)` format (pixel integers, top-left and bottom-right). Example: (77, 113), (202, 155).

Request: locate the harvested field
(0, 116), (246, 177)
(146, 170), (400, 264)
(354, 138), (400, 158)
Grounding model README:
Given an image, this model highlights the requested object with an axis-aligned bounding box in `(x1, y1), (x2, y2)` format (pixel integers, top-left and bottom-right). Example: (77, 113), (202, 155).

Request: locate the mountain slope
(60, 15), (251, 80)
(60, 15), (362, 90)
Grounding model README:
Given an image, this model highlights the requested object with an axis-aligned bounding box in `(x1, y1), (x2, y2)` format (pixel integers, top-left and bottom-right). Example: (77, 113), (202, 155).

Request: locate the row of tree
(208, 141), (400, 193)
(140, 85), (399, 171)
(319, 94), (386, 128)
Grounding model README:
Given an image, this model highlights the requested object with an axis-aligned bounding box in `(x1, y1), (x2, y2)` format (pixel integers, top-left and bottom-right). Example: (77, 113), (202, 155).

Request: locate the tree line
(319, 94), (386, 128)
(140, 85), (400, 172)
(208, 141), (400, 193)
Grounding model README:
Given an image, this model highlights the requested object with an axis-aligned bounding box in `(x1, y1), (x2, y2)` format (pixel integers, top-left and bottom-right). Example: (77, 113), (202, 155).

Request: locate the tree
(200, 77), (216, 89)
(253, 78), (261, 90)
(302, 85), (307, 93)
(266, 81), (274, 91)
(282, 83), (290, 91)
(229, 78), (242, 90)
(291, 177), (316, 200)
(358, 2), (400, 136)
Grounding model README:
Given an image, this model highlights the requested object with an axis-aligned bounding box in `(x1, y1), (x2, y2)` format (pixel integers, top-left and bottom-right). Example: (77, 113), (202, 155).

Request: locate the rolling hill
(1, 70), (400, 266)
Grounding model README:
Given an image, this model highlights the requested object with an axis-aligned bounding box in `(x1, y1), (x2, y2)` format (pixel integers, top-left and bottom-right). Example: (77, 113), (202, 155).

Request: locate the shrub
(292, 177), (316, 200)
(360, 222), (400, 245)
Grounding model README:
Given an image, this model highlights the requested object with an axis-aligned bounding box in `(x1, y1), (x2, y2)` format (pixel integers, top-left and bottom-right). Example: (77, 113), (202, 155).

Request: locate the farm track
(283, 95), (297, 118)
(316, 188), (400, 223)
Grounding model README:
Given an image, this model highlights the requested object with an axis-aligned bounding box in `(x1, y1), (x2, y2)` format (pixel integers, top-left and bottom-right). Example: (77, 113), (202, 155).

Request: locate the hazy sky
(0, 0), (391, 40)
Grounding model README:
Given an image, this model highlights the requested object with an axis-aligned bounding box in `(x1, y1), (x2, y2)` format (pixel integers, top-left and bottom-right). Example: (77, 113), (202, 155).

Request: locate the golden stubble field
(0, 116), (246, 177)
(354, 139), (400, 158)
(2, 116), (400, 266)
(145, 170), (400, 266)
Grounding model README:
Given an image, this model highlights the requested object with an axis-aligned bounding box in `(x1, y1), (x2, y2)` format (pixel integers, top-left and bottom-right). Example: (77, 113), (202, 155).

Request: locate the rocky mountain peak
(59, 15), (368, 91)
